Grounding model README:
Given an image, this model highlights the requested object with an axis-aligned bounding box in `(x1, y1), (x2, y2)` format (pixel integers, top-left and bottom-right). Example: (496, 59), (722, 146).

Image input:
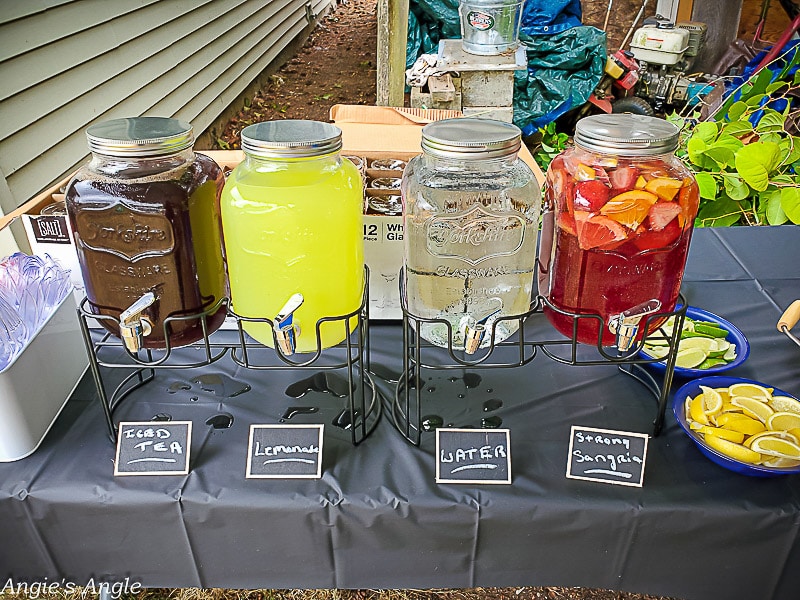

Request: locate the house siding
(0, 0), (331, 249)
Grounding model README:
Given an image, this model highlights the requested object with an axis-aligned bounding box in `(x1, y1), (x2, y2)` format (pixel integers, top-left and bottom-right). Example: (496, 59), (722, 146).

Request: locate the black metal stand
(392, 277), (687, 446)
(78, 268), (381, 446)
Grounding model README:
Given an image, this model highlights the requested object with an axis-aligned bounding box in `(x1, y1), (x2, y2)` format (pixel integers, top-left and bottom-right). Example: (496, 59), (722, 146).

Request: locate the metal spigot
(608, 299), (662, 352)
(274, 293), (304, 355)
(119, 292), (156, 353)
(460, 299), (502, 355)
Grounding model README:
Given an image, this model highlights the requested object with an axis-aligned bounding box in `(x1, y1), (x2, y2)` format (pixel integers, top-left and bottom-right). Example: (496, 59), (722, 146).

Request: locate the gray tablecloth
(2, 226), (799, 600)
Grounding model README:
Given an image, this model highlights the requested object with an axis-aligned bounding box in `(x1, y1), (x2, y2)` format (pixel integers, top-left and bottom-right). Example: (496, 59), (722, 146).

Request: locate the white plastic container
(630, 25), (690, 65)
(0, 294), (88, 462)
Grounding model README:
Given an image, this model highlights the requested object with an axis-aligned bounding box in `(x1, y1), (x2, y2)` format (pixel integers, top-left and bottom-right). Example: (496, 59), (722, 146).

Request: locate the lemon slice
(716, 412), (749, 426)
(744, 430), (800, 448)
(770, 396), (800, 414)
(761, 456), (800, 468)
(750, 436), (800, 460)
(689, 395), (709, 425)
(767, 411), (800, 432)
(694, 425), (745, 444)
(721, 415), (766, 436)
(721, 400), (741, 414)
(728, 382), (773, 402)
(699, 385), (723, 415)
(731, 396), (775, 423)
(703, 434), (762, 464)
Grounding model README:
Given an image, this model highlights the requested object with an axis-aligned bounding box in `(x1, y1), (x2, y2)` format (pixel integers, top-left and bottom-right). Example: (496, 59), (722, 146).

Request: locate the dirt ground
(207, 0), (664, 150)
(209, 0), (378, 149)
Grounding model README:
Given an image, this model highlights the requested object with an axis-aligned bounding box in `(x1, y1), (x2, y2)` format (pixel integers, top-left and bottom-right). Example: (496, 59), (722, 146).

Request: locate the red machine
(588, 49), (641, 114)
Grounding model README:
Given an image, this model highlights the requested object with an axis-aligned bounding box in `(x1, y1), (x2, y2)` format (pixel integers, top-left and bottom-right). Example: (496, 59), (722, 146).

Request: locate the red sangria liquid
(539, 150), (699, 346)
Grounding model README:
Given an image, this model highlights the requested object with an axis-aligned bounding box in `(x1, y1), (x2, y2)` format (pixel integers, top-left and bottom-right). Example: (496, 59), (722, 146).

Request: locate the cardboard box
(331, 105), (461, 319)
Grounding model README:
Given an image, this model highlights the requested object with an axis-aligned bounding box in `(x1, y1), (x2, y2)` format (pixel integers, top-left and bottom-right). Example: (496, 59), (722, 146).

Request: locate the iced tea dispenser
(65, 116), (227, 351)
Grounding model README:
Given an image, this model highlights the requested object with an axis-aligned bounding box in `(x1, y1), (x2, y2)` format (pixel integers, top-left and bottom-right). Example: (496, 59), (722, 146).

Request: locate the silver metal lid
(421, 118), (521, 160)
(241, 120), (343, 158)
(574, 114), (679, 156)
(86, 117), (194, 157)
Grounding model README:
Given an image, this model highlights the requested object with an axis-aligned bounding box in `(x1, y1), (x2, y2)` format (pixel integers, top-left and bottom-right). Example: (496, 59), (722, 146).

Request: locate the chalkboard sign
(566, 425), (648, 487)
(436, 428), (511, 484)
(246, 424), (324, 479)
(114, 421), (192, 476)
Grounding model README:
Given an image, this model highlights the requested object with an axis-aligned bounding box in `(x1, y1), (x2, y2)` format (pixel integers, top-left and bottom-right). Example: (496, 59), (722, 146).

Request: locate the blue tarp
(406, 0), (606, 134)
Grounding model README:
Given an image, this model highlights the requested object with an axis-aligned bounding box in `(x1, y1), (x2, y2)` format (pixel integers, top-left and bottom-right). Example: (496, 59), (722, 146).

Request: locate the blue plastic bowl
(640, 306), (750, 377)
(673, 376), (800, 477)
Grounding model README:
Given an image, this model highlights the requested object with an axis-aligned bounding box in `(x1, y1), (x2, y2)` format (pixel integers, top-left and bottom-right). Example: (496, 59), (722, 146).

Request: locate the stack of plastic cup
(0, 253), (72, 370)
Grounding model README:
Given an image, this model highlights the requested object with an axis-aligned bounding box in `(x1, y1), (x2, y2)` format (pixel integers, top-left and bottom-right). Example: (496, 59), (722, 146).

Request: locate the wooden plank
(677, 0), (694, 22)
(376, 0), (409, 107)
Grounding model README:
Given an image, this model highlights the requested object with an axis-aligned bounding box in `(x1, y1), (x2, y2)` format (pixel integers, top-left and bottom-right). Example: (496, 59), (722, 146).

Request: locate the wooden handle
(778, 300), (800, 332)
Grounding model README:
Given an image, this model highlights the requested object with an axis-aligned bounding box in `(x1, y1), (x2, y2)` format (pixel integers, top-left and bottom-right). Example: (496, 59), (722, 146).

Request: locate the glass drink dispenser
(220, 120), (364, 354)
(401, 118), (541, 353)
(65, 116), (227, 351)
(538, 114), (700, 348)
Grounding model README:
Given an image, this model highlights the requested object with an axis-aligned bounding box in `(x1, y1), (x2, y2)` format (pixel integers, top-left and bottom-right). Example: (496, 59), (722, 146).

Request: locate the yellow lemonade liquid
(221, 153), (364, 352)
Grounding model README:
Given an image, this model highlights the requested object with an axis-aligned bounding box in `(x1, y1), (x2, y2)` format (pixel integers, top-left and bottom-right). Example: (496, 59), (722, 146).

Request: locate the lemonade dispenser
(220, 120), (364, 354)
(538, 114), (700, 348)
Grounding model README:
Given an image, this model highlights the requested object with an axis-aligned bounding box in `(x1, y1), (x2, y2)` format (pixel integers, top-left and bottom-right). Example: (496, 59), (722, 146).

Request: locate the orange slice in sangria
(574, 212), (627, 250)
(644, 177), (683, 201)
(677, 178), (698, 227)
(599, 190), (658, 229)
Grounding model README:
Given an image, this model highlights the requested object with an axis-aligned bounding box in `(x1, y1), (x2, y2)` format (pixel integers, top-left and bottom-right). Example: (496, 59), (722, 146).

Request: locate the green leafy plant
(671, 47), (800, 227)
(533, 121), (570, 172)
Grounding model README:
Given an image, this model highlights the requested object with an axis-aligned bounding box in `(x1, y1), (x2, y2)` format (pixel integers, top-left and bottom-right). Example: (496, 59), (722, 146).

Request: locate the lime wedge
(675, 347), (708, 369)
(693, 322), (729, 338)
(698, 358), (727, 369)
(643, 345), (670, 359)
(707, 339), (731, 358)
(679, 337), (717, 353)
